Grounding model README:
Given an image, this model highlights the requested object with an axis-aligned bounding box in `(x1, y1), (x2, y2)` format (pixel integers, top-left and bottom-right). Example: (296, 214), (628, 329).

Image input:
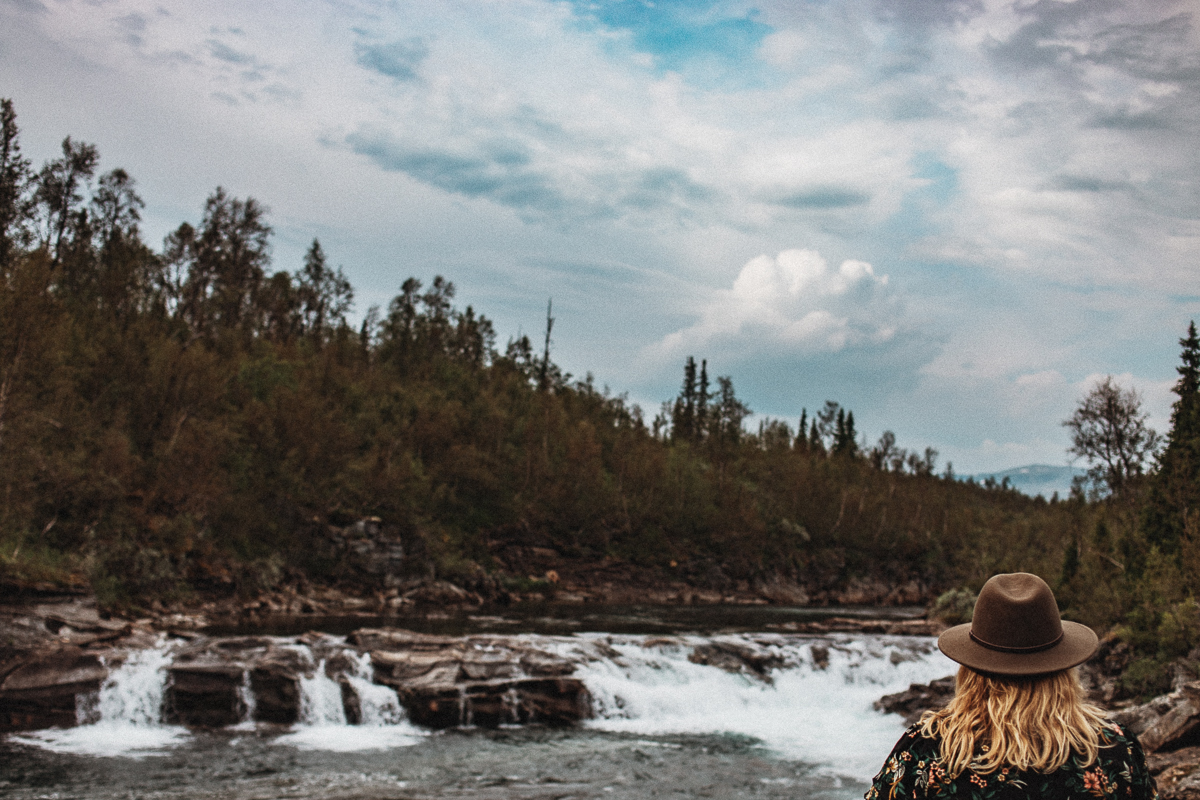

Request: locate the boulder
(874, 676), (957, 724)
(397, 676), (589, 729)
(250, 661), (301, 724)
(1148, 745), (1200, 800)
(1112, 682), (1200, 753)
(0, 646), (107, 731)
(688, 638), (785, 680)
(166, 665), (247, 727)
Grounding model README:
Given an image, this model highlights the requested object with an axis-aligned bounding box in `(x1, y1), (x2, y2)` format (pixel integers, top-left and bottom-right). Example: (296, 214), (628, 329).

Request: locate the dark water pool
(1, 725), (869, 800)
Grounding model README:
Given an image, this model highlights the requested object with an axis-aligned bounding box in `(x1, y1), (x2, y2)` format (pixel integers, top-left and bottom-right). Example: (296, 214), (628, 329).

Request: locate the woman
(866, 573), (1157, 800)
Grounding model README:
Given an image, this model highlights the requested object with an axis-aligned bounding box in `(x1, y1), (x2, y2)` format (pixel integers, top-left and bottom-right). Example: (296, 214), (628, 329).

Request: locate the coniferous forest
(3, 99), (1200, 694)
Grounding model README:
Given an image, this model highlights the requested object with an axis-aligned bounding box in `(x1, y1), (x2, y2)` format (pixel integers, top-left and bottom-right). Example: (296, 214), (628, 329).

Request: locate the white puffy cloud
(649, 249), (898, 361)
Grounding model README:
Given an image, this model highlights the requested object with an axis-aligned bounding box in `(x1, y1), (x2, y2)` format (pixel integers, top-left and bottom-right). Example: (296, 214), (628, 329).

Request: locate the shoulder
(1097, 722), (1148, 757)
(898, 723), (938, 747)
(1090, 723), (1158, 800)
(889, 724), (941, 762)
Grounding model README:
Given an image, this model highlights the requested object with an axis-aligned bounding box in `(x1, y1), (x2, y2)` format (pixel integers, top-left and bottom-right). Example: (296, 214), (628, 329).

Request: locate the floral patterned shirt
(866, 724), (1158, 800)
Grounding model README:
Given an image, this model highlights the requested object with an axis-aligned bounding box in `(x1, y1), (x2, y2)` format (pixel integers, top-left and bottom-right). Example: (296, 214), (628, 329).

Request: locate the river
(0, 606), (955, 799)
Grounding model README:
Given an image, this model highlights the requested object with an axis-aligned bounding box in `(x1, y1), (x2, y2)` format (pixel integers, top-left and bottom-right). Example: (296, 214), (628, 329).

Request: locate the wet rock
(688, 638), (784, 680)
(520, 652), (577, 677)
(371, 650), (463, 684)
(349, 627), (590, 727)
(809, 644), (830, 670)
(874, 675), (957, 724)
(460, 655), (518, 681)
(0, 646), (107, 731)
(166, 665), (247, 727)
(349, 628), (462, 652)
(250, 659), (301, 725)
(37, 603), (128, 636)
(339, 678), (362, 725)
(397, 677), (589, 729)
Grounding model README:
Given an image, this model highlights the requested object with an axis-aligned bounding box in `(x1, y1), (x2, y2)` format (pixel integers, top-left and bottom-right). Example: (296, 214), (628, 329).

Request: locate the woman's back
(867, 718), (1154, 800)
(867, 574), (1157, 800)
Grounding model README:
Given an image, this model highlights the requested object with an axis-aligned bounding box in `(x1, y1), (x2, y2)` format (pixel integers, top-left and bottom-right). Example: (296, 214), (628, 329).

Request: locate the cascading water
(274, 651), (424, 751)
(298, 659), (348, 725)
(6, 630), (952, 776)
(344, 650), (406, 726)
(567, 633), (953, 780)
(12, 640), (191, 758)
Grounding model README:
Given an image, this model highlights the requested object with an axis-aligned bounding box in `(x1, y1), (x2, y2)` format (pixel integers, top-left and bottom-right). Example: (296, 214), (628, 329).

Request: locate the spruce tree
(1143, 322), (1200, 552)
(0, 99), (32, 272)
(671, 357), (697, 442)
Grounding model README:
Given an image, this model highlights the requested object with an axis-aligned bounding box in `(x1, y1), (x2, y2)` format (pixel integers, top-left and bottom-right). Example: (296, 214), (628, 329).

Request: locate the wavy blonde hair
(918, 666), (1112, 776)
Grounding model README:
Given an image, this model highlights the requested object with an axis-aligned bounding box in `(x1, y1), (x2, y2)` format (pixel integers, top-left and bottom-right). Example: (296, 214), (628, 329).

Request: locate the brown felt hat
(938, 572), (1098, 676)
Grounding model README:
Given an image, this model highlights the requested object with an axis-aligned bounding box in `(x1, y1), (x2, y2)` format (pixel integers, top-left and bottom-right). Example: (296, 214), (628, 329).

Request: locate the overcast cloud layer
(2, 0), (1198, 473)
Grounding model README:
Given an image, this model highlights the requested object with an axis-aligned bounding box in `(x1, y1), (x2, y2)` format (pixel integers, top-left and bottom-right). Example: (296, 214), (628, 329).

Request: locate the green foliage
(1119, 656), (1177, 700)
(1156, 599), (1200, 659)
(1143, 322), (1200, 553)
(930, 588), (977, 625)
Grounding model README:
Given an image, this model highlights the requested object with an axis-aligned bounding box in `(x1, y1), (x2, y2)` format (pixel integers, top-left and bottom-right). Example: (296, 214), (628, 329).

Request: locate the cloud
(649, 249), (899, 362)
(207, 38), (253, 65)
(346, 127), (572, 215)
(774, 187), (871, 210)
(354, 38), (427, 81)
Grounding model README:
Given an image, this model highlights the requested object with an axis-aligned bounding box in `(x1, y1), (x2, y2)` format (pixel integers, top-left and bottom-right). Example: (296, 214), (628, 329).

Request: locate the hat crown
(970, 573), (1063, 652)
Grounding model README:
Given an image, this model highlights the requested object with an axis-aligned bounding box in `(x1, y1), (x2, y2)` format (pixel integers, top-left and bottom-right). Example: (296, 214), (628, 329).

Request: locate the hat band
(969, 629), (1063, 654)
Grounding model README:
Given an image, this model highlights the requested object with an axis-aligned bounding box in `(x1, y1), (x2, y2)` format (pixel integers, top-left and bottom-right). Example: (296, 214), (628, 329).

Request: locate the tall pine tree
(1143, 321), (1200, 552)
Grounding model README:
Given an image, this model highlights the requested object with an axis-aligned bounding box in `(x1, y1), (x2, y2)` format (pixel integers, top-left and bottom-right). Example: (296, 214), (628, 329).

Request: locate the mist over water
(1, 620), (955, 800)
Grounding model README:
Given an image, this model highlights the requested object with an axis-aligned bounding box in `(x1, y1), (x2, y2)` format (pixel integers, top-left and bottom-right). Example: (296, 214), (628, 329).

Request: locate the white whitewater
(274, 651), (424, 751)
(4, 630), (952, 772)
(11, 641), (190, 758)
(568, 633), (954, 780)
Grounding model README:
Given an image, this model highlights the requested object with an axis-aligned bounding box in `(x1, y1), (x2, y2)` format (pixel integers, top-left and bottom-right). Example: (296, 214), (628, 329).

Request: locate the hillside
(4, 99), (1200, 699)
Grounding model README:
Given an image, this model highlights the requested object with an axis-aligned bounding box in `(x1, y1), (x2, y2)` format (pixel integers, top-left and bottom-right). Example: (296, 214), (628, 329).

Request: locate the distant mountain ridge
(967, 464), (1086, 499)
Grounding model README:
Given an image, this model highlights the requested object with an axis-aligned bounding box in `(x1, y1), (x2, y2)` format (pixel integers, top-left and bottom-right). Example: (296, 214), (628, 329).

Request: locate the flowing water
(0, 612), (954, 800)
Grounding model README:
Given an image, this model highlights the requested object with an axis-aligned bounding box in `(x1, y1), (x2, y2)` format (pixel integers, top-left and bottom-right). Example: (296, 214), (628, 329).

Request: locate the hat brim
(938, 621), (1098, 676)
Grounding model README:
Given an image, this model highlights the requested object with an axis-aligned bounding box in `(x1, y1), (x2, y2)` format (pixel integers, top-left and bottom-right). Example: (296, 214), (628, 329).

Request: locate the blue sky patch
(568, 0), (772, 84)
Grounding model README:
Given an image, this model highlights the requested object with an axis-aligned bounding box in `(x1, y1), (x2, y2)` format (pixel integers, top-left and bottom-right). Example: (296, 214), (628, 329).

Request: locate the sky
(2, 0), (1198, 475)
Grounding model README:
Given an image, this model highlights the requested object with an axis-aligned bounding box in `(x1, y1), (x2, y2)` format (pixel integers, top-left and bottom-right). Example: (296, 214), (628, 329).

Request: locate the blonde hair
(918, 666), (1112, 776)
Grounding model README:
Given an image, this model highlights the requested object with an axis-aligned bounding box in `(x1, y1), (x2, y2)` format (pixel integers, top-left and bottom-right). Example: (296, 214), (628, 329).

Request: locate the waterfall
(6, 629), (951, 771)
(344, 651), (406, 726)
(274, 652), (424, 752)
(11, 640), (190, 758)
(236, 669), (257, 726)
(571, 633), (953, 780)
(297, 659), (347, 725)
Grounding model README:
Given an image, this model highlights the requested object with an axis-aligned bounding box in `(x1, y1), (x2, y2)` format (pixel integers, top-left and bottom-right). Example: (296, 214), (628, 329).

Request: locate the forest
(2, 98), (1199, 696)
